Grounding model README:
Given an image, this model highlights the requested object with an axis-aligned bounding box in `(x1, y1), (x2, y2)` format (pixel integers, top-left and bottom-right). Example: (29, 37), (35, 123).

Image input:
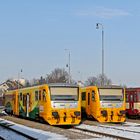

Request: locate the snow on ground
(76, 122), (140, 140)
(0, 126), (28, 140)
(1, 117), (140, 140)
(100, 121), (140, 133)
(0, 118), (67, 140)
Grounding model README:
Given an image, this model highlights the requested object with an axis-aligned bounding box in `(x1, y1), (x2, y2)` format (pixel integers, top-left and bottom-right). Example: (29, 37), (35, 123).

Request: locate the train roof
(8, 83), (79, 91)
(85, 85), (123, 89)
(98, 85), (123, 89)
(126, 87), (140, 91)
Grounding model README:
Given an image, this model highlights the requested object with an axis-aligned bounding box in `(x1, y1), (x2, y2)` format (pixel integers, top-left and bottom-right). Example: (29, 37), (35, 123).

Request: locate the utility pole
(65, 49), (71, 84)
(96, 23), (104, 86)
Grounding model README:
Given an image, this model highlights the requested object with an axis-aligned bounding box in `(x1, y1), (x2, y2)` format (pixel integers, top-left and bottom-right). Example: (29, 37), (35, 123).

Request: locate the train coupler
(63, 112), (67, 122)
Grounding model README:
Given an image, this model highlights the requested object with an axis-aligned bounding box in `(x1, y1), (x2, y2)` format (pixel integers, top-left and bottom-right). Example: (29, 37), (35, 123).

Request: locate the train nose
(119, 110), (126, 115)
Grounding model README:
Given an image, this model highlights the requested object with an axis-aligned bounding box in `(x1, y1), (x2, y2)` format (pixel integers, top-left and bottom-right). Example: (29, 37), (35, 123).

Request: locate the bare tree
(46, 68), (69, 83)
(85, 74), (112, 86)
(97, 74), (112, 86)
(85, 76), (99, 86)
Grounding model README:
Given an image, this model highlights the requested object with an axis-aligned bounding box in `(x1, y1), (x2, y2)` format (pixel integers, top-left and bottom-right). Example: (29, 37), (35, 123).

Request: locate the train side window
(92, 91), (95, 101)
(88, 93), (90, 105)
(138, 93), (140, 102)
(23, 95), (26, 106)
(134, 94), (137, 102)
(43, 89), (46, 101)
(39, 90), (41, 100)
(27, 93), (30, 107)
(82, 92), (86, 101)
(126, 94), (129, 102)
(20, 92), (22, 101)
(35, 91), (39, 101)
(130, 94), (133, 102)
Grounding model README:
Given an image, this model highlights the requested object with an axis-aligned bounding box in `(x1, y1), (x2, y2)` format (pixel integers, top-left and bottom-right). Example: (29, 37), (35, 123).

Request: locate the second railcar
(81, 86), (126, 122)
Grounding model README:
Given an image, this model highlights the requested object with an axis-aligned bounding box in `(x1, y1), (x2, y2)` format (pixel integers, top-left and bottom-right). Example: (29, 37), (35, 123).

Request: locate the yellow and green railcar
(4, 84), (81, 125)
(81, 86), (126, 123)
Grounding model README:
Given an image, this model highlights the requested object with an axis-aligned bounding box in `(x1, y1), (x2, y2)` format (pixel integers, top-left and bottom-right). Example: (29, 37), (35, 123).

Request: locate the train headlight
(52, 111), (59, 119)
(120, 110), (126, 115)
(74, 111), (81, 117)
(101, 110), (107, 117)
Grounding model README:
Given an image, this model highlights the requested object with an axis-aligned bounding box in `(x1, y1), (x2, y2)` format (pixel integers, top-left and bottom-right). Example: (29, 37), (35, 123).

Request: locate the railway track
(70, 126), (130, 140)
(77, 120), (140, 140)
(0, 120), (37, 140)
(0, 118), (67, 140)
(0, 125), (32, 140)
(73, 124), (133, 140)
(1, 116), (140, 140)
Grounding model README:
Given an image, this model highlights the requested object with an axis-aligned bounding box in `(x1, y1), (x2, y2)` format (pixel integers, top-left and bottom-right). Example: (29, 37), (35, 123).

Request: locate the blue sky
(0, 1), (140, 87)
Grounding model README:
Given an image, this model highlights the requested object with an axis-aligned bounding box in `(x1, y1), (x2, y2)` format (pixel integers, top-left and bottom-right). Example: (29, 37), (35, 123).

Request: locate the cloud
(76, 7), (131, 19)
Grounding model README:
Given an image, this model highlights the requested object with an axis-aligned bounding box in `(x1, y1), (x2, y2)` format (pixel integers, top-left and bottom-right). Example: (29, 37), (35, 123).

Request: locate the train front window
(50, 87), (78, 101)
(99, 88), (123, 101)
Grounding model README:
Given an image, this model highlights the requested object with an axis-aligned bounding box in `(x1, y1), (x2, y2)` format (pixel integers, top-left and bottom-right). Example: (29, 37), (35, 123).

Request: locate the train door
(13, 91), (19, 115)
(125, 93), (129, 112)
(91, 90), (96, 116)
(136, 92), (140, 114)
(26, 93), (30, 117)
(129, 93), (134, 112)
(86, 89), (91, 115)
(81, 91), (86, 113)
(23, 93), (30, 117)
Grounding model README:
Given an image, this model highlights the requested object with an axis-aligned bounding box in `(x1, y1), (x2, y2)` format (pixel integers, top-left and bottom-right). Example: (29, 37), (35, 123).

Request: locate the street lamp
(96, 23), (104, 86)
(65, 49), (71, 84)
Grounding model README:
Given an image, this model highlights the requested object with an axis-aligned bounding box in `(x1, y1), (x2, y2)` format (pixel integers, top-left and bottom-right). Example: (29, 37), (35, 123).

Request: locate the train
(4, 83), (81, 125)
(81, 86), (126, 122)
(0, 95), (4, 113)
(126, 88), (140, 117)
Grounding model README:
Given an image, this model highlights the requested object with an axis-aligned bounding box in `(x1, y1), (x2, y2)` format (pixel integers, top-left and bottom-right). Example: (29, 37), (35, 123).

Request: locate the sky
(0, 1), (140, 87)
